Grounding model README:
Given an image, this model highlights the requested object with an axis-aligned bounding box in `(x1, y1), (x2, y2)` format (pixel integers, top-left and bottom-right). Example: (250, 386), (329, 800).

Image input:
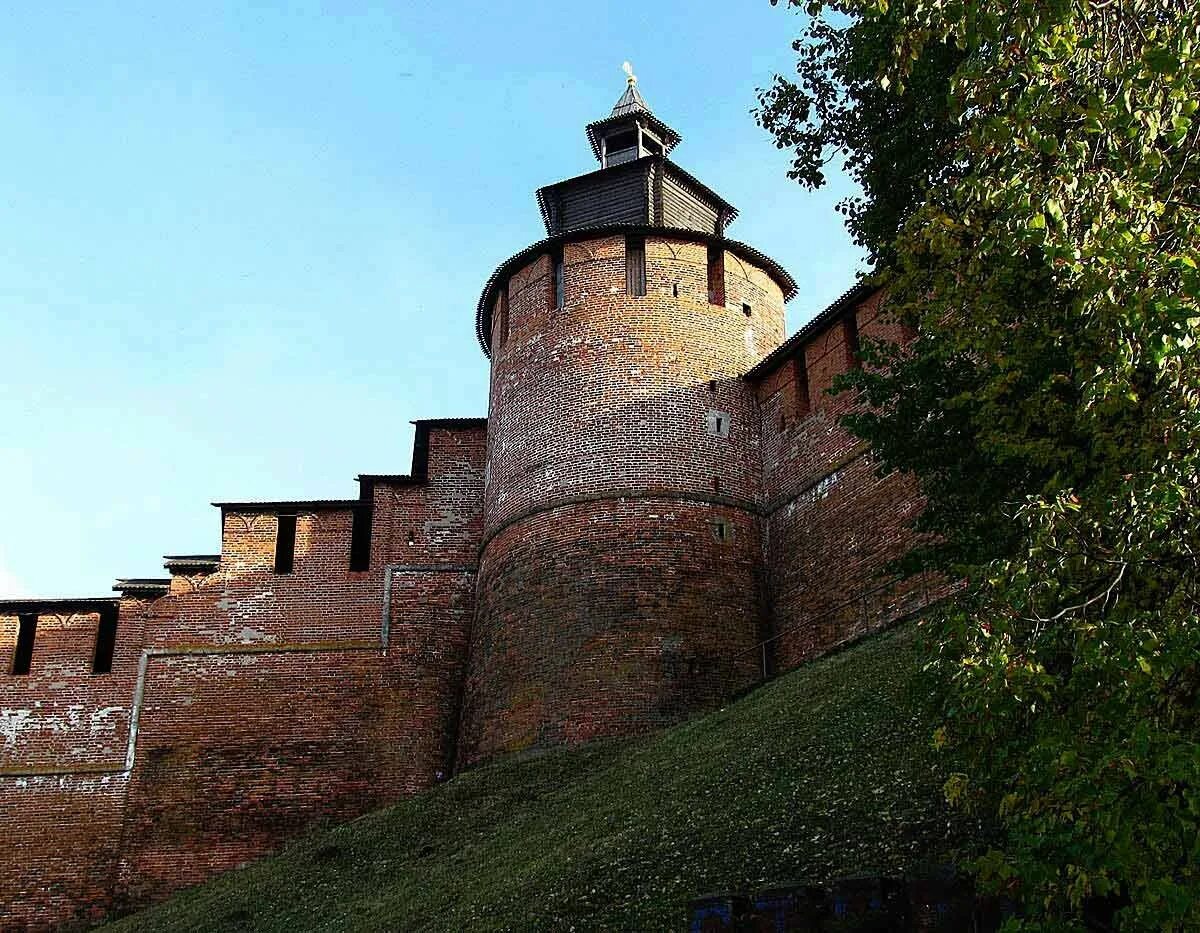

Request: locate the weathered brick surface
(0, 241), (937, 930)
(0, 423), (485, 929)
(461, 499), (764, 765)
(755, 292), (934, 669)
(0, 608), (143, 772)
(460, 234), (781, 766)
(0, 774), (126, 932)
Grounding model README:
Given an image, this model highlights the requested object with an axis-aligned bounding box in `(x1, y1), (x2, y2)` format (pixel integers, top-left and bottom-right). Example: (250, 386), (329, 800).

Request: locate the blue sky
(0, 1), (864, 598)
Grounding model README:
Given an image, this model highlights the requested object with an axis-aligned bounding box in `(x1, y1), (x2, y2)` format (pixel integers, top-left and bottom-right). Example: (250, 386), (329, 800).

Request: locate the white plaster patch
(0, 708), (33, 748)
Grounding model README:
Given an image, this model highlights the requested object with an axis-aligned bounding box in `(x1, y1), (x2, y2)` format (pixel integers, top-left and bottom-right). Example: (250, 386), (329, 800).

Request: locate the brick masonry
(1, 235), (932, 928)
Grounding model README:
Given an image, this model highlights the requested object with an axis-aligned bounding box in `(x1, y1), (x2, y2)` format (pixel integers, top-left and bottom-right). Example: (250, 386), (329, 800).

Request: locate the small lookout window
(496, 286), (510, 349)
(12, 614), (36, 675)
(707, 244), (724, 306)
(349, 505), (372, 572)
(625, 236), (646, 297)
(93, 605), (118, 675)
(552, 250), (565, 309)
(275, 513), (297, 575)
(794, 353), (812, 418)
(706, 409), (731, 439)
(843, 313), (861, 369)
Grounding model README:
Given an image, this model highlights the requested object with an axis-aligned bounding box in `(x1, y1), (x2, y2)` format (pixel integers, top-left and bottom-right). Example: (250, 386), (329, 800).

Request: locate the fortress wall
(0, 773), (128, 931)
(373, 423), (487, 566)
(0, 422), (486, 929)
(756, 292), (929, 670)
(112, 648), (442, 909)
(0, 605), (148, 773)
(462, 234), (783, 767)
(462, 499), (763, 763)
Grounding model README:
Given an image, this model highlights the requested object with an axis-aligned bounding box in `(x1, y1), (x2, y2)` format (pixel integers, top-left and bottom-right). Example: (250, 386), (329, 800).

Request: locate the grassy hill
(105, 624), (980, 932)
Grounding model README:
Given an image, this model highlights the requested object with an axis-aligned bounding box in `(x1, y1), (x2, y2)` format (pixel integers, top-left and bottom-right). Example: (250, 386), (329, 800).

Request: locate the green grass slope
(106, 625), (977, 932)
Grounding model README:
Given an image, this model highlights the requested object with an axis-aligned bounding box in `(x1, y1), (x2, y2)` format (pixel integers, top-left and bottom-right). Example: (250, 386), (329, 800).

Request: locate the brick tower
(457, 69), (797, 766)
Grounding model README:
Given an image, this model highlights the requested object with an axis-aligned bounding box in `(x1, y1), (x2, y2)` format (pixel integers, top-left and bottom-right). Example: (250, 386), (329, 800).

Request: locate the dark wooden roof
(162, 555), (220, 575)
(113, 578), (171, 597)
(535, 157), (738, 237)
(0, 597), (118, 614)
(742, 282), (880, 382)
(211, 499), (362, 512)
(475, 224), (797, 357)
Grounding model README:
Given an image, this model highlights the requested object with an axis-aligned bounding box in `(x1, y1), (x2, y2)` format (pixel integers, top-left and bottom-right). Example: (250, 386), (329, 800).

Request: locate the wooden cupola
(535, 64), (737, 238)
(585, 63), (682, 167)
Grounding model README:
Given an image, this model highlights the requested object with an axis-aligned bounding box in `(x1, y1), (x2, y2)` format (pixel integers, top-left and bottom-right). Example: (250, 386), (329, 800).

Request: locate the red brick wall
(0, 422), (486, 929)
(460, 499), (764, 764)
(755, 292), (932, 670)
(460, 233), (783, 767)
(0, 774), (127, 931)
(0, 608), (145, 773)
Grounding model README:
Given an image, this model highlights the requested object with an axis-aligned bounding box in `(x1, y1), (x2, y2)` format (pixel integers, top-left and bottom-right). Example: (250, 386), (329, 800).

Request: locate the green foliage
(755, 0), (964, 264)
(104, 628), (978, 932)
(763, 0), (1200, 928)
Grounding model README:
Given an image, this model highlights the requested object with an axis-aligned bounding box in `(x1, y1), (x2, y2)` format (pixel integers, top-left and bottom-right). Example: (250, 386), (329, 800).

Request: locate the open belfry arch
(0, 69), (942, 929)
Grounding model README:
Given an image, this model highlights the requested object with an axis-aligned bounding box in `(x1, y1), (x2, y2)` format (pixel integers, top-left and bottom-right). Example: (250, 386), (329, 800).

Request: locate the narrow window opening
(496, 286), (510, 349)
(708, 379), (717, 394)
(672, 281), (679, 298)
(12, 614), (36, 675)
(552, 250), (565, 309)
(742, 302), (752, 318)
(794, 354), (812, 417)
(407, 529), (416, 546)
(712, 520), (731, 542)
(844, 313), (861, 369)
(706, 244), (725, 305)
(93, 606), (118, 675)
(274, 513), (297, 575)
(706, 409), (731, 439)
(349, 505), (372, 572)
(780, 413), (788, 430)
(625, 236), (646, 297)
(712, 475), (722, 493)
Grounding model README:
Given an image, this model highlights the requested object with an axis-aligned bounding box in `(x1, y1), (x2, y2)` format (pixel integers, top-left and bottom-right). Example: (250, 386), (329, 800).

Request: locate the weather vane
(622, 61), (637, 85)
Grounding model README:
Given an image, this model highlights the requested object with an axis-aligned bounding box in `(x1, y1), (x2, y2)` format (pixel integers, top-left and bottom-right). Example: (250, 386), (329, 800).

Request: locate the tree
(760, 1), (1200, 928)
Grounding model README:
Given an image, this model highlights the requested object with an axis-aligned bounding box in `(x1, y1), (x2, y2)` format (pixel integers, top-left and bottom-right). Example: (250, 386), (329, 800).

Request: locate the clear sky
(0, 1), (865, 598)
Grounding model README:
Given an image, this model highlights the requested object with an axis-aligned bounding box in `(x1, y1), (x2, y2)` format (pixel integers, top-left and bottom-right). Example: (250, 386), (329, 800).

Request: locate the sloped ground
(105, 624), (980, 932)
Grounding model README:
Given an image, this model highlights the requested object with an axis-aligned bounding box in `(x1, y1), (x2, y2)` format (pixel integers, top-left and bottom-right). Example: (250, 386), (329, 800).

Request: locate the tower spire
(585, 64), (682, 166)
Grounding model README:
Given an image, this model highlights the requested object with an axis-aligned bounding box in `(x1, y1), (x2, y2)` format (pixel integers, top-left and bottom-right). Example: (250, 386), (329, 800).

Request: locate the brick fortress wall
(458, 234), (784, 766)
(0, 421), (486, 930)
(0, 243), (936, 931)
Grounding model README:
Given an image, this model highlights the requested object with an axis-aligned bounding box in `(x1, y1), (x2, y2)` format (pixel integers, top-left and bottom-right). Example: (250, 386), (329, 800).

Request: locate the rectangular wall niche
(12, 614), (36, 675)
(92, 605), (119, 674)
(706, 409), (732, 439)
(625, 236), (646, 297)
(275, 513), (297, 575)
(349, 505), (372, 571)
(707, 244), (724, 305)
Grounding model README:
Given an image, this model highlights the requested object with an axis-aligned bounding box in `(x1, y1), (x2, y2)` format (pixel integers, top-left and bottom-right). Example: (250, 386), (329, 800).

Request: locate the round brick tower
(458, 71), (796, 767)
